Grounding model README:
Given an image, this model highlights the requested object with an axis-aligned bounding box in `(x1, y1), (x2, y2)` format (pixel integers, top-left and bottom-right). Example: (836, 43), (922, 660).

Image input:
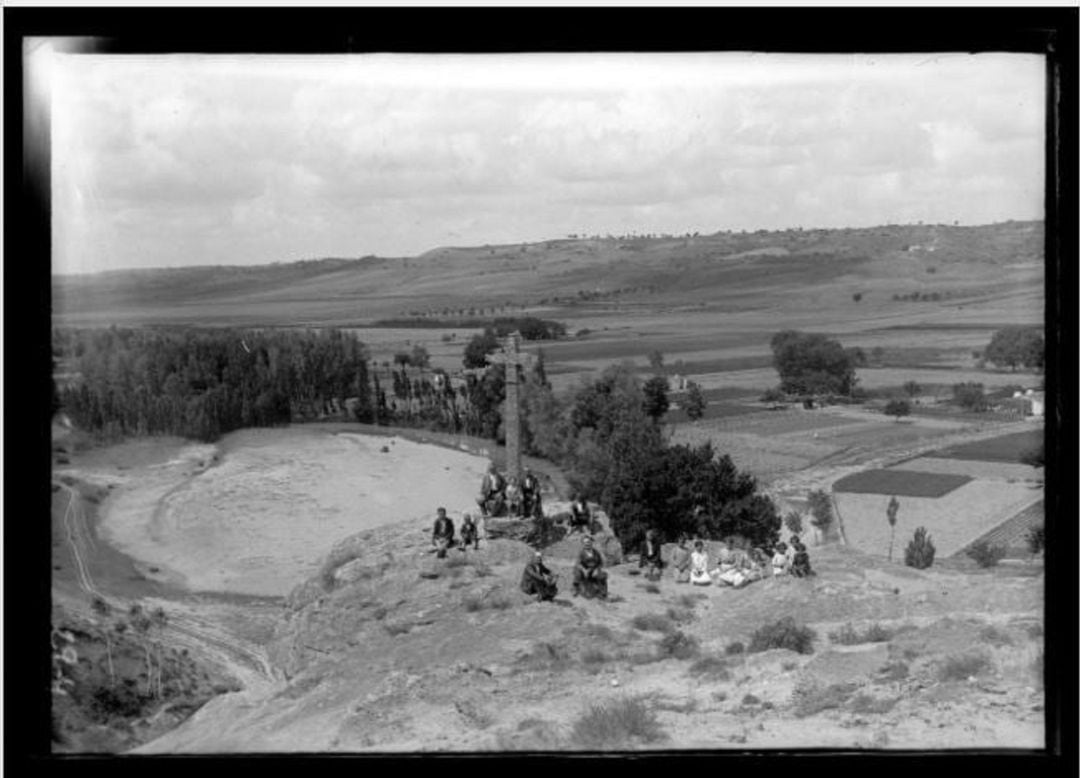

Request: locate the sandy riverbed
(97, 427), (490, 597)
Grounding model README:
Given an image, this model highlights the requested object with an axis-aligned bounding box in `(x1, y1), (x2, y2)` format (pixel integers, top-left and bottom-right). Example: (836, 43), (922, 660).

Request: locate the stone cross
(485, 331), (533, 483)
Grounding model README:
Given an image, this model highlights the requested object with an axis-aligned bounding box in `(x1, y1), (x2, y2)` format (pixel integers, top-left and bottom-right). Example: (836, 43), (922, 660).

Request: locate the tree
(952, 382), (988, 412)
(463, 328), (501, 370)
(884, 398), (911, 422)
(1026, 525), (1045, 556)
(642, 375), (670, 422)
(903, 380), (921, 398)
(770, 330), (857, 397)
(684, 381), (706, 421)
(807, 490), (834, 536)
(852, 292), (863, 303)
(647, 349), (665, 373)
(393, 351), (412, 368)
(784, 511), (803, 536)
(904, 526), (936, 569)
(885, 495), (900, 561)
(984, 327), (1044, 371)
(410, 344), (430, 369)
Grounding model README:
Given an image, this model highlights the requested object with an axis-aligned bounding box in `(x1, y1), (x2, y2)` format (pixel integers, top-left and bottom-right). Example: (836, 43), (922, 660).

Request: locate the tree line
(54, 327), (374, 442)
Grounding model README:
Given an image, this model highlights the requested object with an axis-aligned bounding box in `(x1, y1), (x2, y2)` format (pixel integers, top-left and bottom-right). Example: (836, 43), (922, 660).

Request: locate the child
(771, 542), (789, 576)
(690, 540), (712, 586)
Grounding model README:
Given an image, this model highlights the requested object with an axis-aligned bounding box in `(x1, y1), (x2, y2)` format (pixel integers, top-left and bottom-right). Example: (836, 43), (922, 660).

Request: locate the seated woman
(715, 548), (754, 588)
(671, 536), (692, 584)
(771, 542), (790, 576)
(639, 529), (664, 582)
(690, 540), (712, 586)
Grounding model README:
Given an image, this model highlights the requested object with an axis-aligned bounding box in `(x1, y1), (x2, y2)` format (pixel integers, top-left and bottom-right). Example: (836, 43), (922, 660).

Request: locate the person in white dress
(690, 540), (712, 586)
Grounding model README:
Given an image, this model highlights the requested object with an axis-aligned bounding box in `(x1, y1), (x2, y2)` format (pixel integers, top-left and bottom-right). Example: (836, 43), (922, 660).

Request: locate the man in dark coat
(432, 507), (455, 559)
(639, 529), (664, 581)
(569, 494), (591, 534)
(459, 513), (479, 551)
(521, 468), (542, 518)
(477, 464), (506, 517)
(520, 551), (557, 602)
(790, 539), (815, 578)
(572, 535), (608, 599)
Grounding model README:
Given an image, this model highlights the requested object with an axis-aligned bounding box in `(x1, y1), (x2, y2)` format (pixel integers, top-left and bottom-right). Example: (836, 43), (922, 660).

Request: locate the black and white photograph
(13, 9), (1071, 758)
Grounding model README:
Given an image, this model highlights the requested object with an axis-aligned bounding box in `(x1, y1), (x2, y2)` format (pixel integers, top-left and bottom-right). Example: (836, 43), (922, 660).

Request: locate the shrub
(724, 641), (746, 656)
(966, 541), (1007, 569)
(570, 696), (667, 750)
(741, 693), (762, 706)
(642, 584), (660, 594)
(581, 650), (612, 672)
(748, 617), (816, 655)
(883, 399), (911, 422)
(761, 387), (785, 404)
(687, 655), (732, 680)
(631, 613), (675, 633)
(937, 652), (992, 682)
(91, 597), (110, 617)
(807, 490), (833, 532)
(383, 621), (412, 636)
(979, 625), (1013, 647)
(829, 623), (894, 645)
(875, 661), (909, 683)
(1026, 525), (1045, 555)
(904, 526), (936, 569)
(792, 679), (857, 718)
(656, 630), (700, 660)
(665, 607), (696, 625)
(784, 511), (804, 536)
(849, 694), (899, 715)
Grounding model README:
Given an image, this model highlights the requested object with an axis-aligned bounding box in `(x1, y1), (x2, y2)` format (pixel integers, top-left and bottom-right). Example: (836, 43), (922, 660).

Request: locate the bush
(656, 630), (700, 660)
(807, 490), (833, 532)
(849, 694), (899, 715)
(792, 679), (857, 718)
(966, 541), (1007, 569)
(724, 641), (746, 656)
(761, 387), (785, 404)
(665, 607), (696, 624)
(875, 661), (909, 683)
(570, 696), (667, 750)
(631, 613), (675, 633)
(687, 655), (732, 680)
(829, 623), (893, 645)
(783, 511), (803, 536)
(937, 652), (992, 682)
(904, 526), (936, 569)
(748, 617), (816, 655)
(979, 625), (1013, 647)
(883, 399), (911, 421)
(741, 693), (762, 706)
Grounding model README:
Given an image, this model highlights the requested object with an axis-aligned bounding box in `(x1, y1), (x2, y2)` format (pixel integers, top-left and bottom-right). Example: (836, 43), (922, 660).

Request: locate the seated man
(790, 540), (815, 578)
(431, 507), (455, 559)
(477, 464), (506, 518)
(569, 494), (591, 534)
(459, 514), (479, 551)
(572, 535), (608, 599)
(639, 529), (664, 582)
(520, 550), (558, 602)
(671, 536), (692, 584)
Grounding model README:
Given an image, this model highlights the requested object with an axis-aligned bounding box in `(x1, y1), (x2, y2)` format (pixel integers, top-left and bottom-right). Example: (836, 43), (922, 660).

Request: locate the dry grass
(463, 593), (513, 612)
(792, 679), (859, 718)
(874, 661), (909, 683)
(979, 625), (1014, 647)
(849, 693), (899, 715)
(665, 607), (696, 625)
(570, 696), (667, 750)
(829, 622), (894, 645)
(937, 651), (992, 682)
(631, 613), (676, 633)
(656, 630), (700, 661)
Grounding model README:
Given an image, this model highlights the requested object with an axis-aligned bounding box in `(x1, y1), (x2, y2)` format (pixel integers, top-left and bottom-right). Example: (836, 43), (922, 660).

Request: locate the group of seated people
(668, 534), (814, 587)
(520, 534), (609, 602)
(430, 507), (482, 559)
(477, 464), (543, 519)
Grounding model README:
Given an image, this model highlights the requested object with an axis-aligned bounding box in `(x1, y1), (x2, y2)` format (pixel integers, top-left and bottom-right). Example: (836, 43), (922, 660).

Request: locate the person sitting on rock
(572, 535), (608, 599)
(639, 529), (664, 582)
(771, 542), (790, 576)
(522, 468), (544, 518)
(505, 476), (523, 518)
(790, 539), (815, 578)
(690, 540), (712, 586)
(477, 464), (506, 517)
(459, 514), (479, 551)
(569, 494), (591, 534)
(520, 550), (558, 602)
(431, 507), (455, 559)
(671, 535), (692, 584)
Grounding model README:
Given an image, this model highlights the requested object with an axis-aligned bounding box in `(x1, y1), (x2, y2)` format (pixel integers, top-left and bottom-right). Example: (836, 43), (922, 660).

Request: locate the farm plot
(706, 409), (866, 436)
(669, 428), (838, 480)
(816, 422), (957, 450)
(890, 456), (1040, 482)
(833, 469), (972, 498)
(835, 480), (1042, 558)
(930, 429), (1043, 463)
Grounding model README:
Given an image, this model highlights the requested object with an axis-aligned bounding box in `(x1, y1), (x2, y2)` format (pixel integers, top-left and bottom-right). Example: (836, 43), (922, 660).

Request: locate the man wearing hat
(431, 507), (455, 559)
(520, 550), (558, 602)
(572, 535), (608, 599)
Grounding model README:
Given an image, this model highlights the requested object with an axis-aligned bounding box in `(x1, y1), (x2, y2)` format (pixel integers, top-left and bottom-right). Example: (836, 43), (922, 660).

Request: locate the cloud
(48, 52), (1046, 273)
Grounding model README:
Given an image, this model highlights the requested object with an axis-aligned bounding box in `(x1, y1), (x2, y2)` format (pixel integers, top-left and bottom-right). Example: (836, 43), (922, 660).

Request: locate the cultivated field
(833, 470), (973, 498)
(930, 430), (1043, 463)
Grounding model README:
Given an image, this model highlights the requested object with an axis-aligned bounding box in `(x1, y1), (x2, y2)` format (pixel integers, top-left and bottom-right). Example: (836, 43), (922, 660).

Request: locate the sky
(46, 51), (1046, 275)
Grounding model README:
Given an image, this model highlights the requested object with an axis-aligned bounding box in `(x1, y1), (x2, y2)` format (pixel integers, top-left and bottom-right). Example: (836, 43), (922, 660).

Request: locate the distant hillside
(52, 221), (1043, 328)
